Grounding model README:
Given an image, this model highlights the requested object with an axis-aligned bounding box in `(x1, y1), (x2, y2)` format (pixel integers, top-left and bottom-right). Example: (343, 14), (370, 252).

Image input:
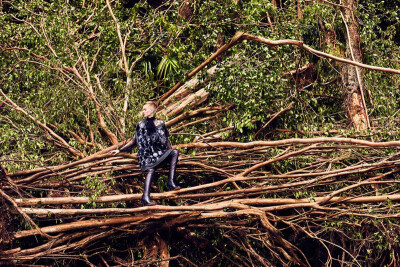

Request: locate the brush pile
(1, 135), (400, 266)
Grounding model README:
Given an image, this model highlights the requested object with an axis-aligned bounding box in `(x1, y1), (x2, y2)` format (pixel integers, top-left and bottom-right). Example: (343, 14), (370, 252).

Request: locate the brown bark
(164, 88), (210, 118)
(341, 0), (369, 131)
(178, 0), (194, 21)
(13, 212), (182, 239)
(297, 0), (303, 20)
(177, 137), (400, 150)
(3, 137), (400, 265)
(158, 65), (218, 123)
(20, 194), (400, 215)
(165, 105), (231, 128)
(138, 234), (170, 267)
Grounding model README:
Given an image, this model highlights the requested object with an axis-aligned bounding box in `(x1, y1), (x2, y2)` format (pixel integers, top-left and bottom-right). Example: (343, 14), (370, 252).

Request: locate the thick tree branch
(159, 32), (400, 106)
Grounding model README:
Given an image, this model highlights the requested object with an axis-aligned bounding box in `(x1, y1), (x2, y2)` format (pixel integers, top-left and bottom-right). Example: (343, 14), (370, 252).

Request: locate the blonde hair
(143, 101), (157, 110)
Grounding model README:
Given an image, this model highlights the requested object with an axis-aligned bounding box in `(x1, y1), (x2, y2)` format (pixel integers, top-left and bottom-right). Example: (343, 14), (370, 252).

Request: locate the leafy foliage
(1, 1), (400, 264)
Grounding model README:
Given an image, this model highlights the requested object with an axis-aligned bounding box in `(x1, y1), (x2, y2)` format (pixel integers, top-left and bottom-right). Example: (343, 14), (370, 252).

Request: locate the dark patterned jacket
(119, 118), (172, 171)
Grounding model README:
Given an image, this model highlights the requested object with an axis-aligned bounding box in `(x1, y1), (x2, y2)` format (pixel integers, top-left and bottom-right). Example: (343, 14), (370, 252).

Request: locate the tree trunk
(341, 0), (369, 131)
(296, 0), (302, 20)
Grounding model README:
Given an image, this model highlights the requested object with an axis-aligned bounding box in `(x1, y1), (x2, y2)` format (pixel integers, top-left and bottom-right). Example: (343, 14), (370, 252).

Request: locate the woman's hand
(109, 149), (120, 155)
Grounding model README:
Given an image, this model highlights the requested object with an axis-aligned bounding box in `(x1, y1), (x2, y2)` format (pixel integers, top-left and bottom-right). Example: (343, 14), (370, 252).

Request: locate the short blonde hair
(143, 101), (157, 110)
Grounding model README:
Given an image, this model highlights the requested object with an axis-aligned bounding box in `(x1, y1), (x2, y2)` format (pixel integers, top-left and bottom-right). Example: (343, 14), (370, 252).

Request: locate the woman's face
(143, 104), (156, 118)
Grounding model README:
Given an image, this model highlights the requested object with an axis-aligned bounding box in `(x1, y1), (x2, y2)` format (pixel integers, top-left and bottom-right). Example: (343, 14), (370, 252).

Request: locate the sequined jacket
(119, 119), (172, 171)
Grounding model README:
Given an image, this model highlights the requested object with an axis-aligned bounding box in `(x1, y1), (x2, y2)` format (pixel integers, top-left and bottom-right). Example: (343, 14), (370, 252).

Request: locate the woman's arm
(110, 136), (136, 155)
(119, 136), (137, 152)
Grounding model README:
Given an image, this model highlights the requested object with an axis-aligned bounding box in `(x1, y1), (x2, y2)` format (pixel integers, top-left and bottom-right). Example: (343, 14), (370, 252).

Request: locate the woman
(110, 101), (180, 206)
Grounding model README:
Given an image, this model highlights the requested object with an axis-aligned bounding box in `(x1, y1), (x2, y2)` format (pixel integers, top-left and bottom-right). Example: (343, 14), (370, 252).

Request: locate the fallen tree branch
(20, 194), (400, 216)
(0, 189), (55, 240)
(4, 136), (400, 265)
(178, 137), (400, 149)
(13, 212), (183, 239)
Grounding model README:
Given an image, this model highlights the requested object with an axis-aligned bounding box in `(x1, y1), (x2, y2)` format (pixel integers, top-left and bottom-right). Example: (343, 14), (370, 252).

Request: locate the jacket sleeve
(162, 122), (169, 138)
(119, 136), (137, 152)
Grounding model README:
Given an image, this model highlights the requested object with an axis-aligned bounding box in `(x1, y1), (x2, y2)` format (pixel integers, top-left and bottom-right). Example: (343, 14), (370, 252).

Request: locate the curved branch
(0, 90), (83, 158)
(159, 31), (400, 105)
(240, 33), (400, 74)
(177, 137), (400, 149)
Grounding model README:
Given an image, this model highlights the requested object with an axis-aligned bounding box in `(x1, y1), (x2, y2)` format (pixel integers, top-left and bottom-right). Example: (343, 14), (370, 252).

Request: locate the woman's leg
(167, 149), (181, 191)
(141, 168), (156, 206)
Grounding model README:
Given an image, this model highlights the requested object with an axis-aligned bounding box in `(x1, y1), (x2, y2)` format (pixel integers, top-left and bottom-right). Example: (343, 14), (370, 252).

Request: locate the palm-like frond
(156, 55), (179, 81)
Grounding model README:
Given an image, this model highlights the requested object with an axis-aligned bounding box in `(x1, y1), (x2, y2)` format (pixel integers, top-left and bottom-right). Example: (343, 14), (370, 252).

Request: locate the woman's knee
(171, 149), (179, 157)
